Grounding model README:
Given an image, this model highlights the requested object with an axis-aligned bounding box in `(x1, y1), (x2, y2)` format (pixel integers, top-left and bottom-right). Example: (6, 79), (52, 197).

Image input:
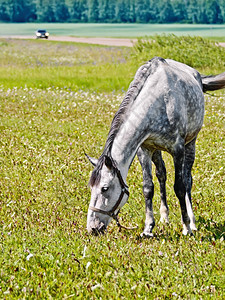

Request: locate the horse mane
(89, 57), (166, 187)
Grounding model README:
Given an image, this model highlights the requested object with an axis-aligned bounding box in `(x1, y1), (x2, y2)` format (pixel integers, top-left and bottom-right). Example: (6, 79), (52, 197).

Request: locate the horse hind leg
(137, 147), (155, 238)
(152, 150), (169, 224)
(184, 138), (197, 231)
(173, 140), (192, 235)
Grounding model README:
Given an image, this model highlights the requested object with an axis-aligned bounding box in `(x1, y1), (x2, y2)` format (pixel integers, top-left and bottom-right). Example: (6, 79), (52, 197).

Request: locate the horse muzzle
(90, 223), (107, 236)
(87, 212), (108, 235)
(87, 222), (107, 235)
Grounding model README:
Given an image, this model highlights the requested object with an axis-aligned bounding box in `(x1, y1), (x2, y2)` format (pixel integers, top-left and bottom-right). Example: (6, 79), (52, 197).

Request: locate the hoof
(160, 216), (170, 224)
(182, 225), (193, 236)
(160, 209), (169, 224)
(140, 232), (154, 238)
(190, 223), (197, 231)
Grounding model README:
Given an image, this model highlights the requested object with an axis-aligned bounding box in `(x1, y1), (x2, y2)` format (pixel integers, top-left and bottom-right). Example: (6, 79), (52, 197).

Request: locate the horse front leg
(137, 147), (155, 237)
(173, 142), (192, 235)
(152, 150), (169, 224)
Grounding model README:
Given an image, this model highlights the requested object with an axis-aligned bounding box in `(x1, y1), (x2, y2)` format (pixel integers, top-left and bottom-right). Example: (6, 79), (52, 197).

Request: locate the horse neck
(110, 124), (144, 181)
(109, 70), (156, 180)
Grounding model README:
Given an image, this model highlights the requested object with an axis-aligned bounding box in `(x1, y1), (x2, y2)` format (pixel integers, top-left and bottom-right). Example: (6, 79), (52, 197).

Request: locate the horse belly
(142, 132), (177, 153)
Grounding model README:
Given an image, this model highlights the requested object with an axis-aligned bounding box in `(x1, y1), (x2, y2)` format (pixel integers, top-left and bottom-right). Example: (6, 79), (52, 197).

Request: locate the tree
(116, 0), (128, 22)
(10, 0), (34, 22)
(98, 0), (108, 22)
(135, 0), (151, 23)
(42, 1), (56, 22)
(98, 0), (116, 22)
(172, 0), (188, 22)
(186, 0), (199, 23)
(148, 0), (159, 23)
(107, 0), (116, 22)
(71, 0), (82, 21)
(158, 0), (175, 23)
(218, 0), (225, 23)
(55, 0), (70, 22)
(195, 0), (207, 23)
(129, 0), (136, 22)
(80, 0), (88, 22)
(0, 1), (10, 21)
(205, 0), (222, 23)
(1, 0), (225, 24)
(88, 0), (99, 22)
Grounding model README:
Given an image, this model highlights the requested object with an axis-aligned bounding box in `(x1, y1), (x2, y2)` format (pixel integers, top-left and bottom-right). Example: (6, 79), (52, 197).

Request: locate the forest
(0, 0), (225, 24)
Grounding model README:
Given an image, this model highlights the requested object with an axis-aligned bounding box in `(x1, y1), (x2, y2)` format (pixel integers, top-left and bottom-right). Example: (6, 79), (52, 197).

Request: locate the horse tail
(201, 72), (225, 92)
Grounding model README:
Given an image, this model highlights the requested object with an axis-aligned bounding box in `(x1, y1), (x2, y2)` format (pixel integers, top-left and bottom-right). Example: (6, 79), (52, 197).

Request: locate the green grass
(0, 38), (133, 92)
(0, 87), (224, 299)
(133, 35), (225, 73)
(0, 36), (224, 298)
(1, 36), (225, 93)
(1, 23), (225, 40)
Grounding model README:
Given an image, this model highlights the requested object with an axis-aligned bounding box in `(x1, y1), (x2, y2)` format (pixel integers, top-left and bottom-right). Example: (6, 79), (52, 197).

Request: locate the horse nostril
(91, 224), (106, 236)
(91, 228), (100, 236)
(99, 224), (106, 233)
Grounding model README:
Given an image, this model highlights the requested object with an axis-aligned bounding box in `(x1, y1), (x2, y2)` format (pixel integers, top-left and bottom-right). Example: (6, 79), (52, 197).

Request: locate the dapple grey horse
(86, 57), (225, 237)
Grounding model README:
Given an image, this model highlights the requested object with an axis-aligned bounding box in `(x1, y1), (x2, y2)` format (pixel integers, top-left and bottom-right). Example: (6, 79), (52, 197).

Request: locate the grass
(1, 23), (225, 40)
(133, 35), (225, 73)
(0, 38), (134, 92)
(0, 36), (224, 298)
(1, 36), (225, 92)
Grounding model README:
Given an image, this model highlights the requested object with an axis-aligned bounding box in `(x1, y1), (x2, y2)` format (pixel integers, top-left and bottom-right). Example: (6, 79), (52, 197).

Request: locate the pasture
(1, 23), (225, 41)
(0, 37), (224, 298)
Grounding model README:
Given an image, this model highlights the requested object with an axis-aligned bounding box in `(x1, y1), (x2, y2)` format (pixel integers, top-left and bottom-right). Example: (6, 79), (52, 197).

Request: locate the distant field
(1, 23), (225, 39)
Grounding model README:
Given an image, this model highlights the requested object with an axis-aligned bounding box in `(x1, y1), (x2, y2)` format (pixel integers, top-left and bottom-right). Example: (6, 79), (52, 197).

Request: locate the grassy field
(0, 38), (133, 91)
(1, 23), (225, 40)
(1, 36), (225, 91)
(0, 37), (224, 298)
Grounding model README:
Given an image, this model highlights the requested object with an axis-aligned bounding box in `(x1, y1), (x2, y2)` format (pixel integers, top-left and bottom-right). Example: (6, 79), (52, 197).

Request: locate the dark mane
(89, 58), (165, 186)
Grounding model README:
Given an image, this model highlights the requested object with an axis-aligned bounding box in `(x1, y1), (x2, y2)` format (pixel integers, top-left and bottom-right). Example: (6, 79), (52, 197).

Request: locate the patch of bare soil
(2, 35), (137, 47)
(2, 35), (225, 49)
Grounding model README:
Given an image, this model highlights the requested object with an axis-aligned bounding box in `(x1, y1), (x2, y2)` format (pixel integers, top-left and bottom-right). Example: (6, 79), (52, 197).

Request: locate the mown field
(1, 23), (225, 41)
(0, 36), (224, 298)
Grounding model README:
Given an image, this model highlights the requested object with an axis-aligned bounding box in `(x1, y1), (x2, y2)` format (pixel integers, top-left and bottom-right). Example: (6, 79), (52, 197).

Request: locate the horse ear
(85, 153), (98, 167)
(104, 155), (113, 170)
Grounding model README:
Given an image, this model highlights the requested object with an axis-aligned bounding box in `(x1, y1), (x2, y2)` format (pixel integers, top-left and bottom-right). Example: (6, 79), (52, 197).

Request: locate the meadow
(0, 36), (224, 298)
(1, 23), (225, 41)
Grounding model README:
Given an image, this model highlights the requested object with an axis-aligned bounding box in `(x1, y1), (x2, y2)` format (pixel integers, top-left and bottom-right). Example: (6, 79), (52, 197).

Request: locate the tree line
(0, 0), (225, 24)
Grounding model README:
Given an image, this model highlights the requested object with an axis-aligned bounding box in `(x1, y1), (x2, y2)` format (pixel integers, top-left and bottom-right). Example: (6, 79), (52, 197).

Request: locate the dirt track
(2, 35), (225, 48)
(2, 35), (137, 47)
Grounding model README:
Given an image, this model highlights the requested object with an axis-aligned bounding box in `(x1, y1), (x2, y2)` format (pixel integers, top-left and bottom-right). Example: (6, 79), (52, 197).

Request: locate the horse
(86, 57), (225, 237)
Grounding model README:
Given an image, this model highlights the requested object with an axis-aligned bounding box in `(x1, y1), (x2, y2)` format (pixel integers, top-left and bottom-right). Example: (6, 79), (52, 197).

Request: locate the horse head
(86, 154), (129, 235)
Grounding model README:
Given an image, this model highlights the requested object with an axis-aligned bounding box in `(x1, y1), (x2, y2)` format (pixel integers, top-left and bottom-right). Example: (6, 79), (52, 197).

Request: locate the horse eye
(101, 186), (109, 193)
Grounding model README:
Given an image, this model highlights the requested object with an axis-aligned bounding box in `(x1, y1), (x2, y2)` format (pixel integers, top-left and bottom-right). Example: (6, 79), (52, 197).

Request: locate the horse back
(131, 57), (205, 150)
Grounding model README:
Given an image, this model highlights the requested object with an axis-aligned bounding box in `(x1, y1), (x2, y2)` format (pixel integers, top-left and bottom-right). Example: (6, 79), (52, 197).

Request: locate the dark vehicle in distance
(35, 29), (49, 39)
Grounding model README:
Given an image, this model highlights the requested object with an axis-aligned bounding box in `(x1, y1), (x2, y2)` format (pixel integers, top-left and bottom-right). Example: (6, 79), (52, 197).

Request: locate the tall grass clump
(133, 35), (225, 73)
